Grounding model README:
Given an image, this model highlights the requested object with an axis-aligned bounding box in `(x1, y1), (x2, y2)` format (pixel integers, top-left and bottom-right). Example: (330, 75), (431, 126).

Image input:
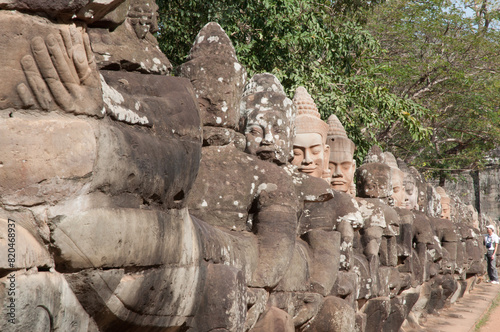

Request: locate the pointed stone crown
(242, 73), (285, 98)
(384, 152), (399, 169)
(364, 145), (385, 164)
(188, 22), (237, 61)
(327, 114), (347, 137)
(436, 186), (451, 203)
(293, 87), (328, 141)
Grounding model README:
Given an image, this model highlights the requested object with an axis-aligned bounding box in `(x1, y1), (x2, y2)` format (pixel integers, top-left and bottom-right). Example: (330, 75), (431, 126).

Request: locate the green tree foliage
(366, 0), (500, 180)
(156, 0), (430, 163)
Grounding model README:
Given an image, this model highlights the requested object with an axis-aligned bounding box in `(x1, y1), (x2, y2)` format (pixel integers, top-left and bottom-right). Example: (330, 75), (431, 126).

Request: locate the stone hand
(17, 25), (103, 116)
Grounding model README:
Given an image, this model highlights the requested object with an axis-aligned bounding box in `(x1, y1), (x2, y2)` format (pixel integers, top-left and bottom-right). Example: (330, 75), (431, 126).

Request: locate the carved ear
(323, 144), (330, 167)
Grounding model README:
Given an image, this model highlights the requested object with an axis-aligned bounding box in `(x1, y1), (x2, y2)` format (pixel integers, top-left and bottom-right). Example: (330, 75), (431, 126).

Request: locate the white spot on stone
(234, 62), (241, 72)
(100, 74), (149, 125)
(201, 200), (208, 207)
(216, 117), (222, 124)
(197, 35), (205, 44)
(208, 35), (220, 43)
(218, 77), (224, 82)
(153, 57), (161, 64)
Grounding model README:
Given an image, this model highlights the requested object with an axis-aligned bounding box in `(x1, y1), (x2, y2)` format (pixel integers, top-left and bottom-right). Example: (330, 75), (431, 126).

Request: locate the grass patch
(475, 288), (500, 331)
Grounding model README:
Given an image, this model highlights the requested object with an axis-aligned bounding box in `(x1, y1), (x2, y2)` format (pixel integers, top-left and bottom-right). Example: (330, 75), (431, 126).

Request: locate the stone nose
(262, 132), (274, 145)
(303, 151), (313, 164)
(332, 165), (342, 177)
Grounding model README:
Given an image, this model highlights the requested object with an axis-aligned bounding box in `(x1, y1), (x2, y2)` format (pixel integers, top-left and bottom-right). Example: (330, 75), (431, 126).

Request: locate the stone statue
(436, 186), (451, 220)
(384, 152), (406, 208)
(1, 2), (206, 330)
(326, 114), (356, 196)
(291, 87), (330, 181)
(240, 73), (295, 165)
(179, 25), (303, 332)
(397, 159), (419, 210)
(0, 2), (488, 331)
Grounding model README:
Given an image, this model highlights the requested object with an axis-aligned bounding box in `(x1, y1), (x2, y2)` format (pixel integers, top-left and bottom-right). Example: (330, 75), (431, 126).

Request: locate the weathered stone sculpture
(292, 87), (330, 181)
(240, 73), (295, 165)
(326, 114), (356, 196)
(182, 24), (298, 293)
(0, 2), (205, 331)
(384, 152), (406, 208)
(0, 2), (489, 331)
(436, 186), (451, 220)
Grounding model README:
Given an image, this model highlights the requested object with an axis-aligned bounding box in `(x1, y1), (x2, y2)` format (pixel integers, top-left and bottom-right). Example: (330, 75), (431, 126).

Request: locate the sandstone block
(0, 117), (96, 206)
(51, 207), (200, 270)
(0, 271), (96, 331)
(303, 296), (355, 332)
(250, 307), (294, 332)
(192, 264), (247, 332)
(0, 218), (52, 270)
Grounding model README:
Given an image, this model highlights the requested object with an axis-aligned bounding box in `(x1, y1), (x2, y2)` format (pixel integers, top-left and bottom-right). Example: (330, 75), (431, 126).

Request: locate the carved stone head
(384, 152), (405, 208)
(291, 87), (329, 179)
(240, 73), (295, 165)
(397, 159), (419, 210)
(356, 163), (392, 199)
(326, 114), (356, 195)
(436, 186), (451, 220)
(178, 22), (246, 133)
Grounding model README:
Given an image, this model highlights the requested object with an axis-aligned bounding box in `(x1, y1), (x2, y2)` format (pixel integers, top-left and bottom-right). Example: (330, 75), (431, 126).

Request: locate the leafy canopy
(366, 0), (500, 180)
(156, 0), (430, 163)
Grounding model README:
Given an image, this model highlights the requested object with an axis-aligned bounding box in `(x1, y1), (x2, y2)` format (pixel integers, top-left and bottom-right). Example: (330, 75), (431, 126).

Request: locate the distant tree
(366, 0), (500, 181)
(156, 0), (430, 163)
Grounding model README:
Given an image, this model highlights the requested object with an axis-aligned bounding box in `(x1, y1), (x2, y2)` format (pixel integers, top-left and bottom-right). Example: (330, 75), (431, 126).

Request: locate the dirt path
(405, 281), (500, 332)
(478, 284), (500, 332)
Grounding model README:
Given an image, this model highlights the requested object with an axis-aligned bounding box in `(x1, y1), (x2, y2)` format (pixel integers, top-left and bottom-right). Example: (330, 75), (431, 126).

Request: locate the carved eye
(247, 126), (263, 136)
(311, 146), (322, 155)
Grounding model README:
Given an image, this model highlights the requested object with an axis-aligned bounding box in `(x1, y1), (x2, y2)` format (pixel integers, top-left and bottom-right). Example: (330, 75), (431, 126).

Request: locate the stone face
(292, 87), (330, 180)
(240, 73), (296, 165)
(326, 114), (356, 195)
(0, 4), (490, 330)
(356, 163), (393, 200)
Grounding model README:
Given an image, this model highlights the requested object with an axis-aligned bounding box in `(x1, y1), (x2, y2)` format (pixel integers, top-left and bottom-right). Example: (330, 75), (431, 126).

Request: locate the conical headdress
(327, 114), (347, 138)
(293, 87), (328, 142)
